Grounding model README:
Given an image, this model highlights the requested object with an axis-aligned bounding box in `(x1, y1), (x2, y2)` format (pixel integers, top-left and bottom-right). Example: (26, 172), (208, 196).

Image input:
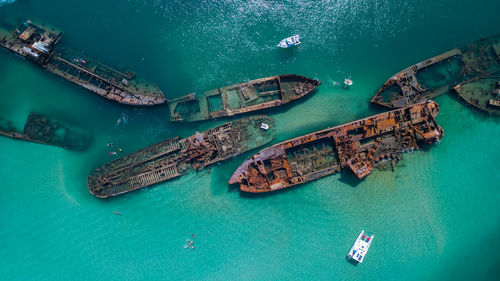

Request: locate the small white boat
(347, 230), (374, 263)
(260, 123), (270, 130)
(277, 35), (301, 48)
(344, 78), (353, 86)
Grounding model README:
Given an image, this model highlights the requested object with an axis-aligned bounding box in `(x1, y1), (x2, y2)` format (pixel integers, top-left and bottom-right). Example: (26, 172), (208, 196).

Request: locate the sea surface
(0, 1), (499, 280)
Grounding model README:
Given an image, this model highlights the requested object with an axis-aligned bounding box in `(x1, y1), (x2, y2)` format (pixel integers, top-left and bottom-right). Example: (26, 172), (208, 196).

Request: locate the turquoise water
(1, 0), (499, 280)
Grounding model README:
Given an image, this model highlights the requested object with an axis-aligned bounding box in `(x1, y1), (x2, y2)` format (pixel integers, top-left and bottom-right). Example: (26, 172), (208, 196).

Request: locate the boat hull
(371, 34), (500, 111)
(0, 19), (166, 106)
(168, 75), (320, 122)
(453, 76), (500, 115)
(88, 115), (275, 198)
(229, 101), (443, 193)
(0, 112), (91, 151)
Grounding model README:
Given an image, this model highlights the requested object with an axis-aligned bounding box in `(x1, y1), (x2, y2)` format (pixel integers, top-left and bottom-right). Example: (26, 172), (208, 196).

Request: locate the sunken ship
(168, 75), (321, 122)
(453, 76), (500, 115)
(0, 112), (91, 150)
(371, 34), (500, 113)
(0, 19), (166, 106)
(88, 115), (275, 198)
(229, 101), (443, 193)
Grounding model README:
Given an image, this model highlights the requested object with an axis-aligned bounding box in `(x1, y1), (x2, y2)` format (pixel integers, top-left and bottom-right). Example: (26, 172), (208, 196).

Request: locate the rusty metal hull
(371, 34), (500, 109)
(0, 19), (166, 106)
(88, 115), (275, 198)
(229, 101), (443, 193)
(168, 75), (321, 122)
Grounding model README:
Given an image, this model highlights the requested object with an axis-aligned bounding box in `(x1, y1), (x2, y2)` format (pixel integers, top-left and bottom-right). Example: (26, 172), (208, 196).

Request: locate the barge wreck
(168, 75), (320, 122)
(0, 19), (166, 106)
(88, 115), (275, 198)
(371, 34), (500, 112)
(229, 101), (443, 193)
(0, 112), (91, 150)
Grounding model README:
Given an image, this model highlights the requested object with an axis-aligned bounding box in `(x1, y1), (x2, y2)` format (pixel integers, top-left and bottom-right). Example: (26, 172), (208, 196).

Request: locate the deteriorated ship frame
(0, 19), (166, 106)
(371, 34), (500, 112)
(88, 115), (275, 198)
(229, 101), (443, 193)
(453, 76), (500, 115)
(0, 112), (91, 150)
(168, 74), (321, 122)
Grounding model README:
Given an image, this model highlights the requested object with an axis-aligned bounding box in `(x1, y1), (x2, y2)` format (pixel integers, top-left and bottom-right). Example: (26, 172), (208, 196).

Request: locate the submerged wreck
(0, 112), (91, 150)
(0, 19), (165, 106)
(453, 76), (500, 115)
(371, 34), (500, 113)
(88, 115), (275, 198)
(229, 101), (443, 193)
(168, 75), (320, 122)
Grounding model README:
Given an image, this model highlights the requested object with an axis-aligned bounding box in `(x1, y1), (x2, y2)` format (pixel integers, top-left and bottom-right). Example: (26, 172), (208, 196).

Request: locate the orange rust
(229, 101), (444, 193)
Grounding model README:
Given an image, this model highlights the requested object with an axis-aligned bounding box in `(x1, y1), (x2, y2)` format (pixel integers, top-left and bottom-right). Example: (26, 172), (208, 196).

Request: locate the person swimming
(116, 113), (129, 126)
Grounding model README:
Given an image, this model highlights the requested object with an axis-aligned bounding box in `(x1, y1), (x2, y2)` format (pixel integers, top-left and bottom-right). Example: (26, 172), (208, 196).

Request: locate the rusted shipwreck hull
(88, 115), (275, 198)
(453, 76), (500, 115)
(168, 75), (321, 122)
(371, 34), (500, 110)
(229, 101), (443, 193)
(0, 112), (91, 150)
(0, 19), (166, 106)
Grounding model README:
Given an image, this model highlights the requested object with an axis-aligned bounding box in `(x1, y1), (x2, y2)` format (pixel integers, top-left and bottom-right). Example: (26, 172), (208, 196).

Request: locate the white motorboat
(347, 230), (374, 263)
(277, 35), (301, 48)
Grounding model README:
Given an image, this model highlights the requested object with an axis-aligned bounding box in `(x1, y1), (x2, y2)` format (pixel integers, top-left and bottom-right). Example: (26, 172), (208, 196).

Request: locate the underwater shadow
(338, 169), (363, 188)
(346, 257), (359, 266)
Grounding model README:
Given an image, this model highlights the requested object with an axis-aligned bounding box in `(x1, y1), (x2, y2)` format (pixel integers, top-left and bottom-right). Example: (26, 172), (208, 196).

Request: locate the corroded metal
(88, 115), (275, 198)
(168, 75), (321, 122)
(371, 35), (500, 111)
(229, 101), (443, 193)
(0, 19), (166, 106)
(0, 112), (91, 150)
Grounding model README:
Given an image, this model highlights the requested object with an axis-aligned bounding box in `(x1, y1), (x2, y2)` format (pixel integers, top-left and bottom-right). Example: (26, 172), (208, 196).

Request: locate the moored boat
(277, 35), (301, 48)
(371, 34), (500, 110)
(88, 115), (275, 198)
(229, 101), (443, 193)
(347, 230), (374, 264)
(168, 74), (320, 122)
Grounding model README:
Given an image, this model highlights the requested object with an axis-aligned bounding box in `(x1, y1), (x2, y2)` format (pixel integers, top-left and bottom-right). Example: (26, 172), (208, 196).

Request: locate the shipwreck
(168, 75), (320, 122)
(229, 101), (443, 193)
(88, 115), (275, 198)
(0, 19), (166, 106)
(371, 34), (500, 114)
(0, 112), (91, 150)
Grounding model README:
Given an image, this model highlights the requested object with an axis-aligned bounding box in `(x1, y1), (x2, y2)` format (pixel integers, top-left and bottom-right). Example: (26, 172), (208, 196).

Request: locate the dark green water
(0, 0), (499, 280)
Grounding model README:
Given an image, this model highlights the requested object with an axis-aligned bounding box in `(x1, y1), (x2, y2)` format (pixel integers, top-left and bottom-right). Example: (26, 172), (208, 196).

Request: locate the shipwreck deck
(229, 101), (443, 193)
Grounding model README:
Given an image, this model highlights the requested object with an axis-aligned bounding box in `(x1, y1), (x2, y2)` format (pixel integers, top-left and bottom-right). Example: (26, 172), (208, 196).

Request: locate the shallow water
(0, 0), (499, 280)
